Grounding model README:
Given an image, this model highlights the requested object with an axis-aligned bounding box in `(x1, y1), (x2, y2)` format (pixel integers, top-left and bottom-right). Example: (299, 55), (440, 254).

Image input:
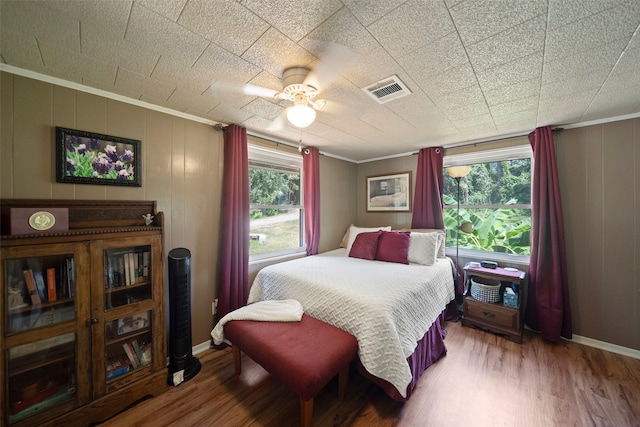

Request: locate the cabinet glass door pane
(5, 255), (76, 334)
(7, 332), (76, 423)
(104, 246), (152, 309)
(104, 310), (152, 382)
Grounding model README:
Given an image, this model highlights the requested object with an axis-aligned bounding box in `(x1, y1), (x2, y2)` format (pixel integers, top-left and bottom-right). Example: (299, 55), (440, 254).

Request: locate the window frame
(248, 144), (305, 261)
(443, 144), (533, 263)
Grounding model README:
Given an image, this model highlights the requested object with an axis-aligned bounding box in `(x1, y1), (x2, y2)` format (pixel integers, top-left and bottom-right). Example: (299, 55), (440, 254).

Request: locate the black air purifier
(167, 248), (201, 386)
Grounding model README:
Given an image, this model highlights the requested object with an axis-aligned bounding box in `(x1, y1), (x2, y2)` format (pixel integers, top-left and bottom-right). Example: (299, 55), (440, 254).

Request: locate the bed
(247, 229), (456, 401)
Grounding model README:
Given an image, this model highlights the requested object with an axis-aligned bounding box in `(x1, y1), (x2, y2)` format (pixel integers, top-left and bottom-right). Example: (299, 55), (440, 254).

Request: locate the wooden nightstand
(462, 265), (527, 343)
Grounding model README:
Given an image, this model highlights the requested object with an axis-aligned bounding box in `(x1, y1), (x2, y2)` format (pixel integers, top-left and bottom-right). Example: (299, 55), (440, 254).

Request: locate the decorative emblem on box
(28, 211), (56, 231)
(1, 207), (69, 235)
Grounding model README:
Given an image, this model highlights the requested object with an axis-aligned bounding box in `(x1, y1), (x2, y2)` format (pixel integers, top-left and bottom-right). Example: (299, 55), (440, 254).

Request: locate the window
(248, 144), (303, 258)
(443, 145), (532, 256)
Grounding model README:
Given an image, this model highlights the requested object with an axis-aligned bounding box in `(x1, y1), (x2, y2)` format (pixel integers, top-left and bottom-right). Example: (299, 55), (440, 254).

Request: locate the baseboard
(571, 334), (640, 360)
(193, 340), (212, 356)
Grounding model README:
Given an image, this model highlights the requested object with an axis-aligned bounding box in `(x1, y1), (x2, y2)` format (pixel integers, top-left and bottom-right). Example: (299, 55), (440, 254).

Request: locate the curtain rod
(215, 125), (318, 155)
(247, 132), (301, 152)
(442, 127), (563, 151)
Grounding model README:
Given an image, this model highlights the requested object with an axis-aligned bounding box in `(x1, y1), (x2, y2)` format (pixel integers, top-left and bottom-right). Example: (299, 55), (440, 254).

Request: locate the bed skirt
(356, 301), (455, 401)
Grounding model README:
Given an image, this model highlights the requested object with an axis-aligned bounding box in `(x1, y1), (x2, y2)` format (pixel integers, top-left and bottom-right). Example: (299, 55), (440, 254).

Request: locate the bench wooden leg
(337, 364), (349, 401)
(232, 346), (241, 375)
(300, 398), (313, 427)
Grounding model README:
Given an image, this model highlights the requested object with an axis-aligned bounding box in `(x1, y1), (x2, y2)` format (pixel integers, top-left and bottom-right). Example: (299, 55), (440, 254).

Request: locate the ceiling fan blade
(317, 99), (362, 119)
(267, 109), (289, 131)
(210, 81), (278, 99)
(304, 42), (353, 92)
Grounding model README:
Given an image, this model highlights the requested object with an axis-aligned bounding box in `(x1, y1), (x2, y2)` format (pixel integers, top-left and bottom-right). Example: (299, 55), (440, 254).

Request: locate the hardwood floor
(97, 322), (640, 426)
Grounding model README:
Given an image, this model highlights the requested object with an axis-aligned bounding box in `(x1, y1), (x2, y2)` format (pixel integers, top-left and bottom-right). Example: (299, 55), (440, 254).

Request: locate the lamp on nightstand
(447, 165), (471, 268)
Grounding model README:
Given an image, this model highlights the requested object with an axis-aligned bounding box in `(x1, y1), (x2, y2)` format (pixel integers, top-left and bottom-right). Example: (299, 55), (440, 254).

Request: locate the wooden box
(1, 207), (69, 235)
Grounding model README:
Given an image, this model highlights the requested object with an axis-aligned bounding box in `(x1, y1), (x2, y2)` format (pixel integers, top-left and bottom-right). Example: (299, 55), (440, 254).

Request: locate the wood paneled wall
(1, 72), (223, 344)
(0, 72), (357, 345)
(556, 121), (640, 350)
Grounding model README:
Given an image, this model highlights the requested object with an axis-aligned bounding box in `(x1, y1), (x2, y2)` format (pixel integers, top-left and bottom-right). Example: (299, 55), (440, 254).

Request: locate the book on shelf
(142, 251), (149, 280)
(66, 258), (75, 297)
(123, 253), (131, 286)
(26, 259), (47, 302)
(136, 252), (144, 282)
(105, 255), (113, 289)
(22, 269), (42, 305)
(106, 249), (151, 287)
(128, 252), (135, 285)
(118, 255), (125, 286)
(106, 364), (130, 380)
(32, 270), (47, 303)
(122, 342), (140, 368)
(105, 253), (117, 287)
(133, 253), (139, 283)
(131, 339), (143, 363)
(46, 267), (57, 302)
(106, 356), (132, 380)
(57, 263), (68, 299)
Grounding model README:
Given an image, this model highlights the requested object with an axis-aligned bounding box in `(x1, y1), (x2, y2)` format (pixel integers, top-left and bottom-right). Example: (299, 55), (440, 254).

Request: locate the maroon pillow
(375, 231), (411, 264)
(349, 231), (382, 260)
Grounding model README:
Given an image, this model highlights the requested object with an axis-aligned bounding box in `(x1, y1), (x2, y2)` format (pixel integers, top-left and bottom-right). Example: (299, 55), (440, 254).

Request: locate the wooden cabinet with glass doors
(1, 200), (167, 427)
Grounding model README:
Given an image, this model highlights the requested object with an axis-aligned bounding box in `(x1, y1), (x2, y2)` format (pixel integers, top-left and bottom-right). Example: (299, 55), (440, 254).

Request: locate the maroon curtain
(411, 147), (458, 320)
(214, 124), (249, 329)
(302, 147), (320, 255)
(527, 126), (572, 342)
(411, 147), (444, 229)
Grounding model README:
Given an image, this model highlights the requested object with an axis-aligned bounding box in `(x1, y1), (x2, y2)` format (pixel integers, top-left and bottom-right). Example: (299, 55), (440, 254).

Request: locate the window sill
(446, 247), (530, 267)
(249, 248), (307, 266)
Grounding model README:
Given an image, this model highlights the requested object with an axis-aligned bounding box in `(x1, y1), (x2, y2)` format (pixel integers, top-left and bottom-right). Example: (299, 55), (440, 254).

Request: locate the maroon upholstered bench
(224, 314), (358, 427)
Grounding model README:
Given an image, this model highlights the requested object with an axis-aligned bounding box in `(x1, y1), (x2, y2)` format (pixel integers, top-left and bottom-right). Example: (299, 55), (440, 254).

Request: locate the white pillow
(398, 228), (446, 258)
(346, 225), (391, 253)
(437, 232), (446, 258)
(407, 232), (440, 266)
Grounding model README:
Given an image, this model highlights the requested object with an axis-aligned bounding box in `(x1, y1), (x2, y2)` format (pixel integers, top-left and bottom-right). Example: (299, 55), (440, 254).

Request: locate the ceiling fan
(211, 42), (353, 130)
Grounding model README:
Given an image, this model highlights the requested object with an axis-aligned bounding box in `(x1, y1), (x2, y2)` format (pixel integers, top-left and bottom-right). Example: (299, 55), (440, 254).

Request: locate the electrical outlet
(212, 298), (218, 315)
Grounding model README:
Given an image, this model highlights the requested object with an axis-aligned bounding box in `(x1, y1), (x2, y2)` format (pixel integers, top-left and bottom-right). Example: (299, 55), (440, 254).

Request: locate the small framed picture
(117, 311), (150, 335)
(367, 171), (412, 212)
(55, 126), (142, 187)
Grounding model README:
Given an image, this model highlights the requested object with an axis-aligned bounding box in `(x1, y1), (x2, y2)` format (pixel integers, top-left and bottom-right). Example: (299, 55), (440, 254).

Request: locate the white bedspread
(247, 248), (455, 398)
(211, 299), (304, 346)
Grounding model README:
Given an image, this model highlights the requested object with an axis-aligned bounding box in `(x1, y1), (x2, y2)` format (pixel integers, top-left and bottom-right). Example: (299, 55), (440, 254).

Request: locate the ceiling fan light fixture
(287, 98), (316, 128)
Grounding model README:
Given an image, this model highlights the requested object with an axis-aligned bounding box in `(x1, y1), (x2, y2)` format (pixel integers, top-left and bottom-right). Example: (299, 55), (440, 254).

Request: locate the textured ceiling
(1, 0), (640, 162)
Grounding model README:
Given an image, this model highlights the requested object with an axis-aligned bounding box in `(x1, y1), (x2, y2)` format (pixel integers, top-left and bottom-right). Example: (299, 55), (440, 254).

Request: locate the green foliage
(249, 168), (300, 219)
(445, 159), (531, 205)
(444, 206), (531, 255)
(248, 165), (302, 254)
(444, 158), (532, 255)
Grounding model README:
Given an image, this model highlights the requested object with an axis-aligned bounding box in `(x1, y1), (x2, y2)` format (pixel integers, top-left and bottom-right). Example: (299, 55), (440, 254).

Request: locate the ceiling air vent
(362, 75), (412, 104)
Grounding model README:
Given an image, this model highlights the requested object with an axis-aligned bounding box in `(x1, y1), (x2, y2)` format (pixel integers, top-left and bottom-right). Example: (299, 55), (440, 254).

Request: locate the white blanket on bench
(211, 299), (304, 345)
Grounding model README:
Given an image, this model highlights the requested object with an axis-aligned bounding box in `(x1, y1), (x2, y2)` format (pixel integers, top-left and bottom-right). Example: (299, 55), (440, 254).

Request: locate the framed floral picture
(366, 171), (412, 212)
(55, 126), (142, 187)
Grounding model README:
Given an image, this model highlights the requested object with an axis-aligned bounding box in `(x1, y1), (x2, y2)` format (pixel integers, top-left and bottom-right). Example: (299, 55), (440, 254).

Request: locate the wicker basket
(470, 277), (501, 303)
